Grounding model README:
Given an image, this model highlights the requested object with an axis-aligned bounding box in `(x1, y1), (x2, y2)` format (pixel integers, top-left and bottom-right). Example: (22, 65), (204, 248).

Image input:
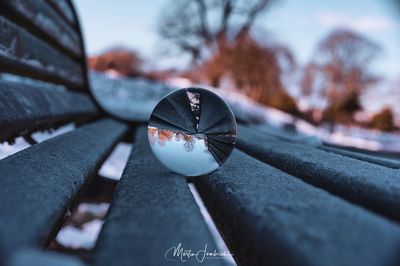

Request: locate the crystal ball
(147, 88), (237, 176)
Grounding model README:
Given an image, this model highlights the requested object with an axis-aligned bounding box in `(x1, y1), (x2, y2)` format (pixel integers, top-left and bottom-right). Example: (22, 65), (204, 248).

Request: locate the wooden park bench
(1, 1), (400, 265)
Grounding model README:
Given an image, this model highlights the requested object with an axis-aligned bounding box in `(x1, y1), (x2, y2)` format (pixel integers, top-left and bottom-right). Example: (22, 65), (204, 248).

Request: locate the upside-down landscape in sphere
(148, 88), (237, 176)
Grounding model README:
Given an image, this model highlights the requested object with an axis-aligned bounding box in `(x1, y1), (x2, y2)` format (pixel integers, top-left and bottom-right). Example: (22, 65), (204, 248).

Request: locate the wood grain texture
(2, 0), (82, 57)
(321, 145), (400, 169)
(6, 248), (85, 266)
(0, 16), (84, 89)
(237, 125), (400, 222)
(0, 119), (128, 257)
(47, 0), (76, 26)
(0, 79), (97, 142)
(194, 149), (400, 266)
(92, 127), (225, 266)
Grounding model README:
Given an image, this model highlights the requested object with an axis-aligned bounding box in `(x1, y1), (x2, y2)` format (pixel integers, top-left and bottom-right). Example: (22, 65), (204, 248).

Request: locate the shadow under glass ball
(147, 88), (237, 176)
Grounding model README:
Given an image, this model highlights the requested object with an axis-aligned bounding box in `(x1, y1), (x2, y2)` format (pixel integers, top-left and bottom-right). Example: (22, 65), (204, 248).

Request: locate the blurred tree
(201, 34), (298, 113)
(301, 29), (381, 124)
(158, 0), (276, 62)
(369, 108), (396, 131)
(88, 48), (142, 77)
(159, 0), (299, 115)
(323, 91), (362, 124)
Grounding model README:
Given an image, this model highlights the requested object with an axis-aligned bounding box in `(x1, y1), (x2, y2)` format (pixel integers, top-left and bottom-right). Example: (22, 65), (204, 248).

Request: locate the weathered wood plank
(0, 119), (128, 257)
(237, 125), (400, 221)
(251, 125), (400, 169)
(92, 127), (224, 266)
(47, 0), (76, 26)
(2, 0), (82, 58)
(321, 145), (400, 169)
(194, 149), (400, 266)
(0, 16), (83, 89)
(254, 124), (400, 168)
(7, 248), (85, 266)
(0, 79), (98, 142)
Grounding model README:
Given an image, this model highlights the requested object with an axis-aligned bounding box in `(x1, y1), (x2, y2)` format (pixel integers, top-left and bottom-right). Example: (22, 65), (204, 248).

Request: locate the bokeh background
(0, 1), (398, 261)
(76, 0), (400, 153)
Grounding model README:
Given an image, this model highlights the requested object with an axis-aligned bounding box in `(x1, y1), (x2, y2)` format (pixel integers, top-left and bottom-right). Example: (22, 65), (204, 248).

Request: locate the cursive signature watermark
(165, 243), (234, 263)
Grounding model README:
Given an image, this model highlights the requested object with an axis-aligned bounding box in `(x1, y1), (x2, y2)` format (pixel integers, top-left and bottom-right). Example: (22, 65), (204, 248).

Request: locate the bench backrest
(0, 0), (99, 142)
(0, 2), (128, 264)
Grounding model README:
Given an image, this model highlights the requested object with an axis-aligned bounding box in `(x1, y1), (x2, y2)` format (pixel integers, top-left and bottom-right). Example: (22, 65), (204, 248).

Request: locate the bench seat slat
(2, 0), (82, 58)
(0, 16), (83, 89)
(92, 127), (224, 266)
(7, 248), (85, 266)
(237, 125), (400, 221)
(194, 149), (400, 266)
(0, 119), (128, 257)
(321, 145), (400, 169)
(0, 80), (98, 142)
(253, 124), (400, 169)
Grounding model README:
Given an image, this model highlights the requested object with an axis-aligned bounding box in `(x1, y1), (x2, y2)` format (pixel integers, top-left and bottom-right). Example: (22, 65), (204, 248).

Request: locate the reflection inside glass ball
(147, 88), (236, 176)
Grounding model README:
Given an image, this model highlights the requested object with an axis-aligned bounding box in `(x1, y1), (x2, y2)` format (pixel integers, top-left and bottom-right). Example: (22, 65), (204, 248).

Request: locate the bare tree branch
(236, 0), (272, 39)
(301, 28), (381, 122)
(218, 0), (235, 39)
(158, 0), (276, 61)
(194, 0), (211, 43)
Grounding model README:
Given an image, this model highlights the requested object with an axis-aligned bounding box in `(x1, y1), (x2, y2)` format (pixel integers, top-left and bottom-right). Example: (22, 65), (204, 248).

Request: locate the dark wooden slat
(2, 0), (82, 58)
(254, 125), (400, 168)
(0, 16), (83, 89)
(321, 145), (400, 169)
(237, 125), (400, 221)
(7, 248), (85, 266)
(92, 127), (224, 266)
(0, 79), (97, 142)
(194, 149), (400, 266)
(0, 119), (128, 257)
(253, 124), (322, 146)
(47, 0), (76, 26)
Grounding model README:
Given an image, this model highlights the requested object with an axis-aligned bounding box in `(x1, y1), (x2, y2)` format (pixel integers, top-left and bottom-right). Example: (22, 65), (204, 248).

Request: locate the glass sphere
(147, 88), (236, 176)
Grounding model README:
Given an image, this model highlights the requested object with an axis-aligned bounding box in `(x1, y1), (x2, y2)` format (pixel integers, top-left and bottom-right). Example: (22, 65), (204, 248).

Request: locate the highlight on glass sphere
(147, 87), (237, 176)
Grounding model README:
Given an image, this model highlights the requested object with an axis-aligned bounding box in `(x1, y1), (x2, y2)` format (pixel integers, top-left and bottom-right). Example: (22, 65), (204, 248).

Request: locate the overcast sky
(75, 0), (400, 79)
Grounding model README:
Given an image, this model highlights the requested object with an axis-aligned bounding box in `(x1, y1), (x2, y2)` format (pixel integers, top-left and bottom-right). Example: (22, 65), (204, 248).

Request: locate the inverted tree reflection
(148, 88), (236, 176)
(148, 127), (198, 152)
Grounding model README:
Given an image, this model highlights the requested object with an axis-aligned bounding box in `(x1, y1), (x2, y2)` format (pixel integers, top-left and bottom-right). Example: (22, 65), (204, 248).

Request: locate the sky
(74, 0), (400, 79)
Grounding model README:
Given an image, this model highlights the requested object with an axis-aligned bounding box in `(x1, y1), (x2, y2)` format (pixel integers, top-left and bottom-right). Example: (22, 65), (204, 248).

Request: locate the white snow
(56, 220), (104, 249)
(167, 79), (400, 153)
(88, 71), (400, 153)
(98, 142), (132, 180)
(0, 138), (30, 160)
